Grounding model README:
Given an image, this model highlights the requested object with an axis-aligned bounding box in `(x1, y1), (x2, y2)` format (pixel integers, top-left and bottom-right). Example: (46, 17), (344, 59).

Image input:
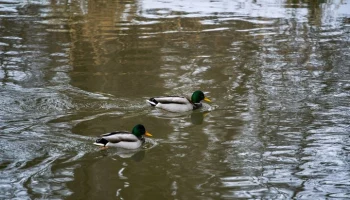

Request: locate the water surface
(1, 0), (350, 199)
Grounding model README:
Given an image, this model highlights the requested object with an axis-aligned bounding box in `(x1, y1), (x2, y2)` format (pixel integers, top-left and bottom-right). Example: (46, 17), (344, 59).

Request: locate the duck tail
(147, 98), (158, 106)
(93, 138), (108, 146)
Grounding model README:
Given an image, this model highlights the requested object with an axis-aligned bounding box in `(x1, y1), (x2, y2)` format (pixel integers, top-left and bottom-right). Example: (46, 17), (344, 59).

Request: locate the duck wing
(148, 96), (190, 105)
(101, 131), (139, 143)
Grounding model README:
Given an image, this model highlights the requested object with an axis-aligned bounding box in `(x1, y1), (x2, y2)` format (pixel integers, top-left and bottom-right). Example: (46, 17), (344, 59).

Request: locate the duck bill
(204, 97), (211, 102)
(145, 131), (152, 137)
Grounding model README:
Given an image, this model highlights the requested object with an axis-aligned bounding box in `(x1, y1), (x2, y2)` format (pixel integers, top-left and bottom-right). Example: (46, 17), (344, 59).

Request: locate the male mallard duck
(93, 124), (152, 149)
(147, 90), (211, 112)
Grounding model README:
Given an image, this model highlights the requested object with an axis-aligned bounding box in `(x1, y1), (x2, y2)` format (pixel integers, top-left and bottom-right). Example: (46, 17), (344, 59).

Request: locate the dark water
(1, 0), (350, 199)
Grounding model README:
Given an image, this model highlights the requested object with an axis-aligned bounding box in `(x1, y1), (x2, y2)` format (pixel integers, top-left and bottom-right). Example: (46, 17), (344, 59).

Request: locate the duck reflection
(190, 111), (210, 125)
(98, 148), (146, 162)
(149, 110), (210, 125)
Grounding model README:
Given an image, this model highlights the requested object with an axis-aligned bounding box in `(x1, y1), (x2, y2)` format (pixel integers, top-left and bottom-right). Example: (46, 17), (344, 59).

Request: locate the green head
(132, 124), (152, 137)
(191, 90), (211, 103)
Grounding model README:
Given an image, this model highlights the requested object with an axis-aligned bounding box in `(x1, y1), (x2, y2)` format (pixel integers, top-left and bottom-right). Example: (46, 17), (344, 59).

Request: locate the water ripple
(0, 0), (350, 199)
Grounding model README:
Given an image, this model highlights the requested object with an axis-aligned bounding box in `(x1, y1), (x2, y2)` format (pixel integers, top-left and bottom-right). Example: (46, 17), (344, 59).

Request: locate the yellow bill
(204, 97), (211, 102)
(145, 131), (152, 137)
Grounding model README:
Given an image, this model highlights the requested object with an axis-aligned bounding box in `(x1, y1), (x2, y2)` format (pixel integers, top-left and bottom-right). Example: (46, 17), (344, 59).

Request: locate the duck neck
(193, 102), (202, 110)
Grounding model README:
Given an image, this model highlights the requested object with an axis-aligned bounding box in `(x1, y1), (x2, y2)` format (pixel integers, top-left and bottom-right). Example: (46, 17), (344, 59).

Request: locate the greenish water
(1, 0), (350, 199)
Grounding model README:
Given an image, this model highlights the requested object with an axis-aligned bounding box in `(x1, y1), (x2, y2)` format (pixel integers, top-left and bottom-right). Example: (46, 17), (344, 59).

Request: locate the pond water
(1, 0), (350, 199)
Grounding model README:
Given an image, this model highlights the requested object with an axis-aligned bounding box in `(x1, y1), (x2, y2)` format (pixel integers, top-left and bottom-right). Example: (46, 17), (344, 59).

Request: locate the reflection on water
(0, 0), (350, 199)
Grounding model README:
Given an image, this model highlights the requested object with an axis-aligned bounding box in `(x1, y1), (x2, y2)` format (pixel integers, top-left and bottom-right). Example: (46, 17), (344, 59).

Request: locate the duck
(147, 90), (211, 112)
(93, 124), (152, 149)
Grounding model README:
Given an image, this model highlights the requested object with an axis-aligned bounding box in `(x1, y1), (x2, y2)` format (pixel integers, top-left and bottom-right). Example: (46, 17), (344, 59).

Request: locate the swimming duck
(147, 90), (211, 112)
(93, 124), (152, 149)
